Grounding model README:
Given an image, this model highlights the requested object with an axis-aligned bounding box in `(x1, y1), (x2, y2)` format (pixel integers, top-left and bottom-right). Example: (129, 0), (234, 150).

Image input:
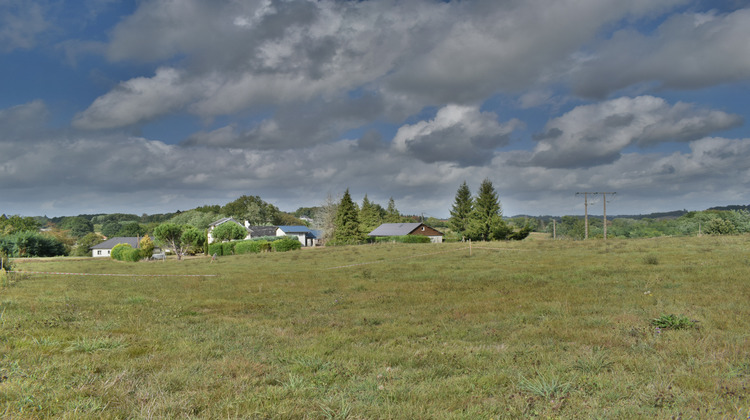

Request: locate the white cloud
(72, 67), (194, 130)
(526, 96), (742, 168)
(391, 105), (522, 166)
(0, 1), (49, 52)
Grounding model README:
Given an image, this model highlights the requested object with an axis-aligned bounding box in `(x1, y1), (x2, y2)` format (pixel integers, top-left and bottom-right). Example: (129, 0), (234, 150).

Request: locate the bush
(0, 231), (67, 257)
(123, 248), (143, 262)
(235, 240), (268, 254)
(222, 242), (235, 256)
(110, 243), (131, 260)
(208, 243), (224, 256)
(271, 237), (302, 252)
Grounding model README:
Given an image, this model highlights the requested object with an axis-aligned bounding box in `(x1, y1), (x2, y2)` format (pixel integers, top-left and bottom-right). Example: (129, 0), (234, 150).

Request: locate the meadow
(1, 235), (749, 419)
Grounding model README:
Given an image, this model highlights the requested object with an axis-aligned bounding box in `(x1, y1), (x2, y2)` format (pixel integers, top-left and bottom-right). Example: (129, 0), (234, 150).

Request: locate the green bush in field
(208, 243), (224, 256)
(123, 248), (143, 262)
(110, 243), (132, 260)
(271, 237), (302, 252)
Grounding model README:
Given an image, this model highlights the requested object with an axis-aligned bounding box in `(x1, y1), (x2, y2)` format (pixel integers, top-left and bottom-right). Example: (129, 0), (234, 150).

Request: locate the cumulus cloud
(571, 8), (750, 97)
(391, 105), (522, 167)
(78, 0), (690, 131)
(525, 96), (742, 168)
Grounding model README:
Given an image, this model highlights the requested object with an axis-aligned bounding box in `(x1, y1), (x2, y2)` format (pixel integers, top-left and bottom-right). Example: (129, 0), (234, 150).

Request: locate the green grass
(1, 236), (749, 418)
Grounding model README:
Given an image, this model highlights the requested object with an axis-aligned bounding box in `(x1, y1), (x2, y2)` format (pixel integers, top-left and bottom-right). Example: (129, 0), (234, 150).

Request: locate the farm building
(368, 223), (444, 243)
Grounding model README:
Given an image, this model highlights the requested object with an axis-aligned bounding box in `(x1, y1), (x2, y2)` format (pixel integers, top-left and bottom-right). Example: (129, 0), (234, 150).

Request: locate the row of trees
(548, 209), (750, 239)
(449, 179), (531, 241)
(317, 190), (408, 244)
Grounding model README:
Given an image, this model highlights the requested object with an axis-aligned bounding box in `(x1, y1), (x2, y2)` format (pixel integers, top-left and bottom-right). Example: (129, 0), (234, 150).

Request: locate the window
(97, 250), (101, 255)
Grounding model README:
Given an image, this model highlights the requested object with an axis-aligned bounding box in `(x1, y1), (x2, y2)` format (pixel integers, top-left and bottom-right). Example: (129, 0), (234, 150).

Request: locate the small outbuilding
(368, 222), (443, 243)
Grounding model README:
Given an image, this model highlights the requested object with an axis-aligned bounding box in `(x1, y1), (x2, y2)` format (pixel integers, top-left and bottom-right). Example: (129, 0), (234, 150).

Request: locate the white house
(207, 217), (251, 244)
(90, 237), (141, 258)
(277, 226), (318, 247)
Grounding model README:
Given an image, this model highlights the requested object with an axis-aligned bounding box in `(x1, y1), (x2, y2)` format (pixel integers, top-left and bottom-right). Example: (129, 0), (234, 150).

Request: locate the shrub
(139, 235), (155, 259)
(271, 237), (302, 252)
(0, 250), (12, 272)
(110, 243), (132, 261)
(0, 231), (67, 257)
(123, 248), (143, 262)
(235, 240), (265, 254)
(208, 243), (224, 256)
(221, 242), (235, 256)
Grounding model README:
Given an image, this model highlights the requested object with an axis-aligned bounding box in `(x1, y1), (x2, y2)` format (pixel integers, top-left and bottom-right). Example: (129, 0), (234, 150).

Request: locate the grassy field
(1, 236), (749, 419)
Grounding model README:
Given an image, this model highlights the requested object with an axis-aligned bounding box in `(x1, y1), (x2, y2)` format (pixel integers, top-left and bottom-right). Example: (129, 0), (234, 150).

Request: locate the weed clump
(643, 254), (659, 265)
(651, 314), (697, 330)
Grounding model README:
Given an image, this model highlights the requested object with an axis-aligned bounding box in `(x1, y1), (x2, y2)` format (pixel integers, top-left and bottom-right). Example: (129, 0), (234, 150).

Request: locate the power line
(576, 192), (616, 239)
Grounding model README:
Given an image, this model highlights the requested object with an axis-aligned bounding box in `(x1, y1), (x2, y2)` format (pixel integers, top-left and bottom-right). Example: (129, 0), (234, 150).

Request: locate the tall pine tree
(384, 197), (402, 223)
(334, 189), (364, 243)
(449, 181), (473, 234)
(359, 194), (382, 235)
(466, 178), (510, 241)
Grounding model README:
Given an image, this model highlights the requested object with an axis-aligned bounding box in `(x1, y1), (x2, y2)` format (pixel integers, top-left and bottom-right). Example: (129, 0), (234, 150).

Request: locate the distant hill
(707, 204), (750, 212)
(512, 205), (750, 221)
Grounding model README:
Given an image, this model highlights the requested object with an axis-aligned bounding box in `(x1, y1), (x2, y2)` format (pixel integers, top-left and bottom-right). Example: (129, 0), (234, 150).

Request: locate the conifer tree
(449, 181), (473, 234)
(359, 194), (382, 235)
(334, 189), (364, 243)
(384, 197), (402, 223)
(466, 178), (510, 241)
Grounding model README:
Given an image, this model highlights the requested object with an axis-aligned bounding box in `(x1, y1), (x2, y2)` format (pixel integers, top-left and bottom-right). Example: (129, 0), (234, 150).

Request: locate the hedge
(271, 237), (302, 252)
(208, 243), (224, 256)
(371, 235), (431, 244)
(235, 240), (273, 254)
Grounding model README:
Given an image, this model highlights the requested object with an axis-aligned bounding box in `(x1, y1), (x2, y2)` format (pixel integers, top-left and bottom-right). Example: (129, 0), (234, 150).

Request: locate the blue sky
(2, 0), (750, 218)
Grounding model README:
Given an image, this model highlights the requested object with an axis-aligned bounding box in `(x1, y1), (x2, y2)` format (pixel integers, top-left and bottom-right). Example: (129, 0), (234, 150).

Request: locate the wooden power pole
(576, 192), (616, 239)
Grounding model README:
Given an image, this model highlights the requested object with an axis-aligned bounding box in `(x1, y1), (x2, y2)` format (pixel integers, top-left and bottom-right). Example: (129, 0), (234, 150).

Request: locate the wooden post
(553, 219), (556, 239)
(469, 239), (472, 256)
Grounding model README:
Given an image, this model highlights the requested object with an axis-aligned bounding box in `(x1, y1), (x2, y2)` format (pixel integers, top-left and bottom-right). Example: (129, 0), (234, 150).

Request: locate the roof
(209, 217), (245, 228)
(90, 237), (141, 250)
(277, 225), (312, 233)
(247, 226), (279, 237)
(278, 225), (317, 238)
(368, 223), (424, 236)
(368, 223), (443, 237)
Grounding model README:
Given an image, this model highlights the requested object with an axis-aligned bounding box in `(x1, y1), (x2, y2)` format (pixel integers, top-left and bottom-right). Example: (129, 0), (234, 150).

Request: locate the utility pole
(576, 192), (616, 239)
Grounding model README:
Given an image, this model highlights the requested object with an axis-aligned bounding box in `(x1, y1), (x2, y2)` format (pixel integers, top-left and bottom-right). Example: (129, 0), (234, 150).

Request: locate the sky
(2, 0), (750, 218)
